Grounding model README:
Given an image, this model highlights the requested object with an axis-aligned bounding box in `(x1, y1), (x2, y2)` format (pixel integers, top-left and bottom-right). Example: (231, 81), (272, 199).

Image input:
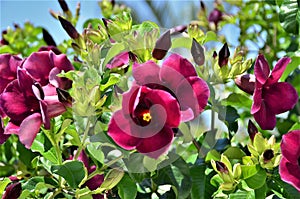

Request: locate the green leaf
(171, 37), (192, 49)
(100, 73), (121, 91)
(254, 183), (267, 199)
(102, 43), (126, 67)
(280, 53), (300, 81)
(190, 165), (216, 199)
(203, 31), (218, 43)
(221, 93), (252, 109)
(95, 168), (124, 193)
(244, 168), (266, 189)
(86, 142), (105, 164)
(279, 0), (300, 34)
(117, 174), (137, 199)
(240, 165), (258, 179)
(51, 160), (86, 188)
(0, 178), (11, 197)
(229, 190), (255, 199)
(223, 147), (246, 159)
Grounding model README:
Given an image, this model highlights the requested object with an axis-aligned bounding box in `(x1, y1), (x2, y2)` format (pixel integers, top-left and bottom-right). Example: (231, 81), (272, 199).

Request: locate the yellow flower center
(142, 112), (152, 122)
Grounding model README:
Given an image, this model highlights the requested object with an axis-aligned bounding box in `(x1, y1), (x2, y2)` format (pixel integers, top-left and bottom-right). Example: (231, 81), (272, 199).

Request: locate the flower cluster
(0, 50), (74, 148)
(108, 54), (210, 158)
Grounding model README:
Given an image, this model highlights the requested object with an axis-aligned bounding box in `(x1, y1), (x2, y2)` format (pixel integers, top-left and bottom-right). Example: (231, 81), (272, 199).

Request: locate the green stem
(74, 118), (91, 160)
(101, 154), (124, 170)
(211, 108), (215, 132)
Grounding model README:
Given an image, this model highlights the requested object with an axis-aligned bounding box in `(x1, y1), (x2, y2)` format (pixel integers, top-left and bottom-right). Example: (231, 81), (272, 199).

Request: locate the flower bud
(235, 74), (255, 95)
(216, 161), (229, 174)
(42, 28), (57, 46)
(191, 38), (205, 65)
(208, 8), (223, 26)
(247, 120), (258, 141)
(263, 149), (274, 163)
(58, 0), (69, 12)
(58, 16), (80, 39)
(2, 182), (22, 199)
(152, 30), (171, 60)
(218, 42), (230, 67)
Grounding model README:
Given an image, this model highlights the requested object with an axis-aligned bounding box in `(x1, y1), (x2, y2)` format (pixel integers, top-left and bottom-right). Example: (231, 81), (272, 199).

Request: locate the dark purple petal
(247, 120), (258, 141)
(251, 84), (262, 114)
(58, 16), (80, 39)
(77, 150), (89, 168)
(281, 130), (300, 164)
(18, 113), (42, 149)
(176, 76), (209, 121)
(254, 54), (270, 84)
(106, 52), (129, 69)
(136, 126), (174, 159)
(264, 82), (298, 114)
(2, 182), (22, 199)
(32, 82), (45, 101)
(279, 157), (300, 192)
(208, 8), (222, 25)
(42, 28), (57, 46)
(85, 165), (104, 191)
(0, 80), (39, 124)
(50, 52), (74, 77)
(40, 101), (50, 129)
(121, 85), (141, 116)
(267, 57), (291, 85)
(218, 43), (230, 67)
(17, 68), (35, 97)
(235, 74), (255, 95)
(145, 89), (180, 127)
(132, 61), (161, 86)
(0, 54), (22, 93)
(152, 30), (171, 60)
(191, 38), (205, 66)
(253, 101), (276, 130)
(49, 67), (72, 89)
(38, 46), (61, 55)
(0, 117), (10, 144)
(108, 110), (141, 150)
(43, 95), (67, 118)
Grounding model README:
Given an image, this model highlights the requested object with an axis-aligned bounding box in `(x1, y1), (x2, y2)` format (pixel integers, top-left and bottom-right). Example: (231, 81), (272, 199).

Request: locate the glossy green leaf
(86, 142), (105, 164)
(279, 0), (300, 34)
(221, 93), (252, 108)
(51, 160), (86, 188)
(223, 147), (246, 159)
(117, 174), (137, 199)
(229, 190), (255, 199)
(244, 168), (266, 189)
(94, 168), (124, 193)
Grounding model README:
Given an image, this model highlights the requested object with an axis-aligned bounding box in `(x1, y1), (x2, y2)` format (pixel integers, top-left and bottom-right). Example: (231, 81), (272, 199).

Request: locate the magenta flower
(108, 54), (209, 158)
(108, 85), (181, 158)
(251, 55), (298, 130)
(0, 117), (9, 144)
(0, 51), (74, 148)
(208, 8), (223, 26)
(279, 130), (300, 192)
(132, 53), (210, 121)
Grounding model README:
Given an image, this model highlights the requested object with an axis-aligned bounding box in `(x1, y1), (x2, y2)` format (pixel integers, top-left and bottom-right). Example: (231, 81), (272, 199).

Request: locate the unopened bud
(216, 161), (229, 174)
(58, 0), (69, 12)
(263, 149), (274, 163)
(42, 28), (57, 46)
(152, 30), (171, 60)
(247, 120), (258, 141)
(191, 38), (205, 65)
(58, 16), (80, 39)
(218, 42), (230, 67)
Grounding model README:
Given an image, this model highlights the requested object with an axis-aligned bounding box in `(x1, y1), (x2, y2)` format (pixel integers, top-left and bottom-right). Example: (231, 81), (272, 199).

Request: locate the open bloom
(108, 85), (181, 158)
(279, 130), (300, 192)
(132, 53), (210, 121)
(0, 51), (74, 148)
(108, 54), (209, 158)
(251, 55), (298, 130)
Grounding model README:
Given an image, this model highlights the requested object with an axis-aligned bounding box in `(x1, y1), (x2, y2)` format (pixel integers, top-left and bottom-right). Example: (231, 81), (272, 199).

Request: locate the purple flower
(0, 117), (9, 144)
(235, 74), (255, 95)
(0, 51), (74, 148)
(108, 54), (209, 158)
(279, 130), (300, 192)
(38, 46), (62, 55)
(251, 55), (298, 130)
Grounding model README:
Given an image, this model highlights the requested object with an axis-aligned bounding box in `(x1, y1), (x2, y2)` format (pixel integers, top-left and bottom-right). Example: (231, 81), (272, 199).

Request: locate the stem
(211, 108), (215, 131)
(74, 118), (91, 160)
(101, 154), (124, 170)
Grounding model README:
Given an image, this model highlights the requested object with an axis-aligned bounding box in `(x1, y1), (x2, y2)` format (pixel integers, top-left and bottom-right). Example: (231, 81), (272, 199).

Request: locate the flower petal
(254, 54), (270, 84)
(279, 157), (300, 192)
(18, 113), (42, 149)
(17, 68), (35, 97)
(160, 54), (197, 90)
(253, 101), (276, 130)
(4, 122), (20, 135)
(234, 74), (255, 95)
(50, 51), (74, 72)
(281, 130), (300, 164)
(176, 76), (209, 120)
(136, 126), (173, 159)
(251, 85), (262, 114)
(49, 67), (72, 90)
(107, 110), (141, 150)
(43, 96), (67, 118)
(132, 61), (161, 86)
(145, 89), (180, 127)
(267, 57), (291, 85)
(2, 182), (22, 199)
(264, 82), (298, 114)
(106, 52), (129, 69)
(22, 52), (53, 86)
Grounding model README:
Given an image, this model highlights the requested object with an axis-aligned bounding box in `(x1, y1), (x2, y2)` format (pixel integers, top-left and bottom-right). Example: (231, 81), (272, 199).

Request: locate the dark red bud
(200, 1), (206, 11)
(208, 8), (223, 25)
(111, 0), (115, 7)
(191, 38), (205, 65)
(58, 0), (69, 12)
(247, 120), (258, 141)
(216, 161), (229, 174)
(42, 28), (57, 46)
(213, 51), (217, 59)
(218, 42), (230, 67)
(2, 182), (22, 199)
(235, 74), (255, 95)
(152, 30), (171, 60)
(58, 16), (80, 39)
(263, 149), (274, 162)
